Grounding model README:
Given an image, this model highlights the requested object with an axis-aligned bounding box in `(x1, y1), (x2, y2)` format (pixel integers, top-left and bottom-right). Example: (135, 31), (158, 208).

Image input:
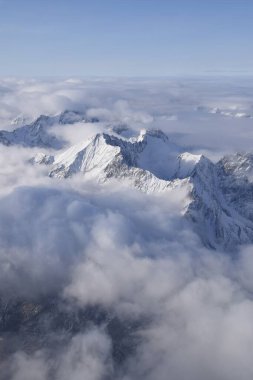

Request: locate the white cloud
(10, 329), (112, 380)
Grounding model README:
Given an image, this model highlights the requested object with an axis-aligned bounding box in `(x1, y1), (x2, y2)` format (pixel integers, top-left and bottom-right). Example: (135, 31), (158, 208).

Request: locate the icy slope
(48, 129), (185, 181)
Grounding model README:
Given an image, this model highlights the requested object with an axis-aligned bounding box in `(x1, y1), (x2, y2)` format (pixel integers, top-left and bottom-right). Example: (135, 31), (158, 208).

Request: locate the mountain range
(1, 109), (253, 378)
(0, 110), (99, 149)
(1, 110), (252, 251)
(29, 120), (253, 251)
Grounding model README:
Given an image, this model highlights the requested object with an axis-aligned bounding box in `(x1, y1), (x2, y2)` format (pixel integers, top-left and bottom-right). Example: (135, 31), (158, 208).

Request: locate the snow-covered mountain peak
(57, 110), (99, 124)
(45, 129), (187, 181)
(58, 110), (85, 124)
(0, 110), (99, 149)
(175, 152), (203, 179)
(31, 128), (253, 251)
(48, 132), (122, 179)
(137, 128), (169, 143)
(33, 129), (208, 184)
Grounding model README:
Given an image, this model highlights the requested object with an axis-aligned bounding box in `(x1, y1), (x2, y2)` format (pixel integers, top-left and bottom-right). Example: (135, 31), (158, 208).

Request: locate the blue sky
(0, 0), (253, 76)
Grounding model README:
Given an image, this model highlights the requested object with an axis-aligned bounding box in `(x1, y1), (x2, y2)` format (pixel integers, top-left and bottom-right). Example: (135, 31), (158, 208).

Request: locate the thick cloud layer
(1, 78), (253, 380)
(0, 180), (189, 300)
(1, 77), (253, 158)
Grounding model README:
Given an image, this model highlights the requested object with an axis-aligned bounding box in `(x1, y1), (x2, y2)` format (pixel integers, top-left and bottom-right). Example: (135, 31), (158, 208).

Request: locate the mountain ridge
(32, 127), (253, 251)
(0, 110), (99, 149)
